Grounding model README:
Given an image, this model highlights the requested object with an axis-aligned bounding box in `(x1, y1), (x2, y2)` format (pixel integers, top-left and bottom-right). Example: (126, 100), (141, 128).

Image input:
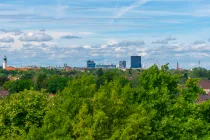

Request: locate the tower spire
(177, 62), (179, 70)
(3, 56), (7, 69)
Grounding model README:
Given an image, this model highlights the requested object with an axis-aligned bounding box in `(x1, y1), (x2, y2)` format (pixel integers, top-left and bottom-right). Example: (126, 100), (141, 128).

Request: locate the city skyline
(0, 0), (210, 68)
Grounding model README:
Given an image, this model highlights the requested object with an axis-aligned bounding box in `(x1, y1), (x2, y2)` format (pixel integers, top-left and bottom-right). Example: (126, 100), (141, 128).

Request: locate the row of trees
(0, 68), (129, 94)
(0, 65), (210, 139)
(2, 74), (70, 94)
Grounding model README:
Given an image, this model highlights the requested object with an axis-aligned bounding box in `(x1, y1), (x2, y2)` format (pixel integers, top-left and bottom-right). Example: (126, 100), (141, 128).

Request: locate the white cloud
(193, 40), (206, 45)
(0, 43), (11, 49)
(0, 29), (23, 35)
(19, 32), (53, 42)
(152, 39), (168, 44)
(0, 36), (14, 43)
(40, 29), (46, 32)
(61, 35), (81, 39)
(107, 40), (145, 48)
(48, 31), (95, 40)
(152, 36), (176, 44)
(166, 36), (176, 41)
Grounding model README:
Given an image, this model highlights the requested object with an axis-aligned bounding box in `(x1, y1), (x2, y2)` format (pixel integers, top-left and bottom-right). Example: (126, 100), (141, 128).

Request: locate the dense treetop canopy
(0, 65), (210, 139)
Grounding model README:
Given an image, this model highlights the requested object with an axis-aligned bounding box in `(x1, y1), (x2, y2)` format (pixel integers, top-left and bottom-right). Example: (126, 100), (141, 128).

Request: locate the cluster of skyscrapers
(87, 56), (142, 69)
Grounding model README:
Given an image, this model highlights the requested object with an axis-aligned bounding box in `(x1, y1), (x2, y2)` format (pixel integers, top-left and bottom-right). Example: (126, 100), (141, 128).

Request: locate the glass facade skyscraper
(87, 60), (96, 68)
(131, 56), (141, 68)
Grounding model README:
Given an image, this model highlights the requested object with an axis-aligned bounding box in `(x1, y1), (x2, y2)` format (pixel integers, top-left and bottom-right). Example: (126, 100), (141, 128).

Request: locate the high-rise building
(87, 60), (96, 68)
(131, 56), (141, 68)
(119, 61), (126, 69)
(3, 56), (7, 69)
(64, 63), (68, 68)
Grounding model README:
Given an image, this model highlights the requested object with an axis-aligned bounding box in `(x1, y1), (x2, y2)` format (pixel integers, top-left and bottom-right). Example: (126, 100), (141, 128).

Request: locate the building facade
(199, 80), (210, 94)
(131, 56), (141, 68)
(96, 64), (116, 69)
(119, 61), (126, 69)
(87, 60), (96, 68)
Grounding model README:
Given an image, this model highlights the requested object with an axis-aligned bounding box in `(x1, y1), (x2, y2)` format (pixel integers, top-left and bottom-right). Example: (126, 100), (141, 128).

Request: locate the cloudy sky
(0, 0), (210, 69)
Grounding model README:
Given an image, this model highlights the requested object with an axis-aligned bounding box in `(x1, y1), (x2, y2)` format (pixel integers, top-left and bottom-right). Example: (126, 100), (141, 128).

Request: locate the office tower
(119, 61), (126, 69)
(87, 60), (96, 68)
(131, 56), (141, 68)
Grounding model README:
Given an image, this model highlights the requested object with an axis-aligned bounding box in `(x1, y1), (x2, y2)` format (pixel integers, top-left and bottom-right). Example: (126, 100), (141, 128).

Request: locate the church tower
(3, 56), (7, 69)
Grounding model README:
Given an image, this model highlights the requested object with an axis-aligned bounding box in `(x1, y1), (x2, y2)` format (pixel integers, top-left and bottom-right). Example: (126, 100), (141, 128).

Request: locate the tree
(1, 64), (210, 139)
(96, 68), (104, 77)
(0, 76), (9, 87)
(29, 75), (97, 139)
(0, 90), (48, 139)
(47, 75), (70, 94)
(2, 81), (11, 90)
(33, 72), (48, 91)
(190, 67), (208, 79)
(20, 71), (36, 80)
(135, 64), (208, 139)
(2, 79), (33, 94)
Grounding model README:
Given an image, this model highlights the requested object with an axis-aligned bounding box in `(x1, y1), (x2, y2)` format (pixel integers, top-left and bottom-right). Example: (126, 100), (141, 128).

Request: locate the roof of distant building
(198, 94), (210, 103)
(5, 66), (40, 71)
(199, 80), (210, 89)
(49, 94), (55, 97)
(0, 90), (9, 98)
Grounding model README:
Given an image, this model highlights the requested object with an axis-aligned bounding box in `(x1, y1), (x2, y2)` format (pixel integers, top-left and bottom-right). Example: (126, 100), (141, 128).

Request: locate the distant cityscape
(1, 55), (143, 71)
(87, 56), (141, 69)
(2, 55), (193, 71)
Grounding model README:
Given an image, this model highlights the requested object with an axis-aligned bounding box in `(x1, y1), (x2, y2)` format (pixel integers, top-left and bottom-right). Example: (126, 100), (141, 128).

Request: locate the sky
(0, 0), (210, 69)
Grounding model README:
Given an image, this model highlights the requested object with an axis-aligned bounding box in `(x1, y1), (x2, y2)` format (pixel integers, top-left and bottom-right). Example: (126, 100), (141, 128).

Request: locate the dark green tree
(47, 75), (70, 94)
(33, 72), (48, 91)
(2, 79), (33, 94)
(190, 67), (208, 79)
(0, 76), (9, 87)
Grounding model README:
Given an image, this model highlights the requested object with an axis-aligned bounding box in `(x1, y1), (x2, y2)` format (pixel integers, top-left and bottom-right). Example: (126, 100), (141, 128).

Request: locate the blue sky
(0, 0), (210, 69)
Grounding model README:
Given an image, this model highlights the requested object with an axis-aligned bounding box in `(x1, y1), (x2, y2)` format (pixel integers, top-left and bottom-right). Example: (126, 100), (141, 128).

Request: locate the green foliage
(1, 64), (210, 139)
(0, 90), (48, 139)
(35, 74), (97, 139)
(190, 67), (209, 79)
(33, 72), (48, 91)
(181, 78), (204, 102)
(2, 79), (33, 94)
(0, 69), (18, 77)
(96, 69), (126, 89)
(20, 71), (36, 80)
(47, 75), (70, 94)
(96, 68), (104, 77)
(0, 76), (9, 87)
(197, 100), (210, 123)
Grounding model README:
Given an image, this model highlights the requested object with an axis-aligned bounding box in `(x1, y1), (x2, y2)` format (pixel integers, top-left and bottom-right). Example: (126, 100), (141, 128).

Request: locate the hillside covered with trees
(0, 65), (210, 139)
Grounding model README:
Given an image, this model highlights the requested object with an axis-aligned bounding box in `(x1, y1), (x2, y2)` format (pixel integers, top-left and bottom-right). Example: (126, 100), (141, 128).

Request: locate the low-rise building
(96, 64), (116, 69)
(199, 80), (210, 94)
(198, 80), (210, 103)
